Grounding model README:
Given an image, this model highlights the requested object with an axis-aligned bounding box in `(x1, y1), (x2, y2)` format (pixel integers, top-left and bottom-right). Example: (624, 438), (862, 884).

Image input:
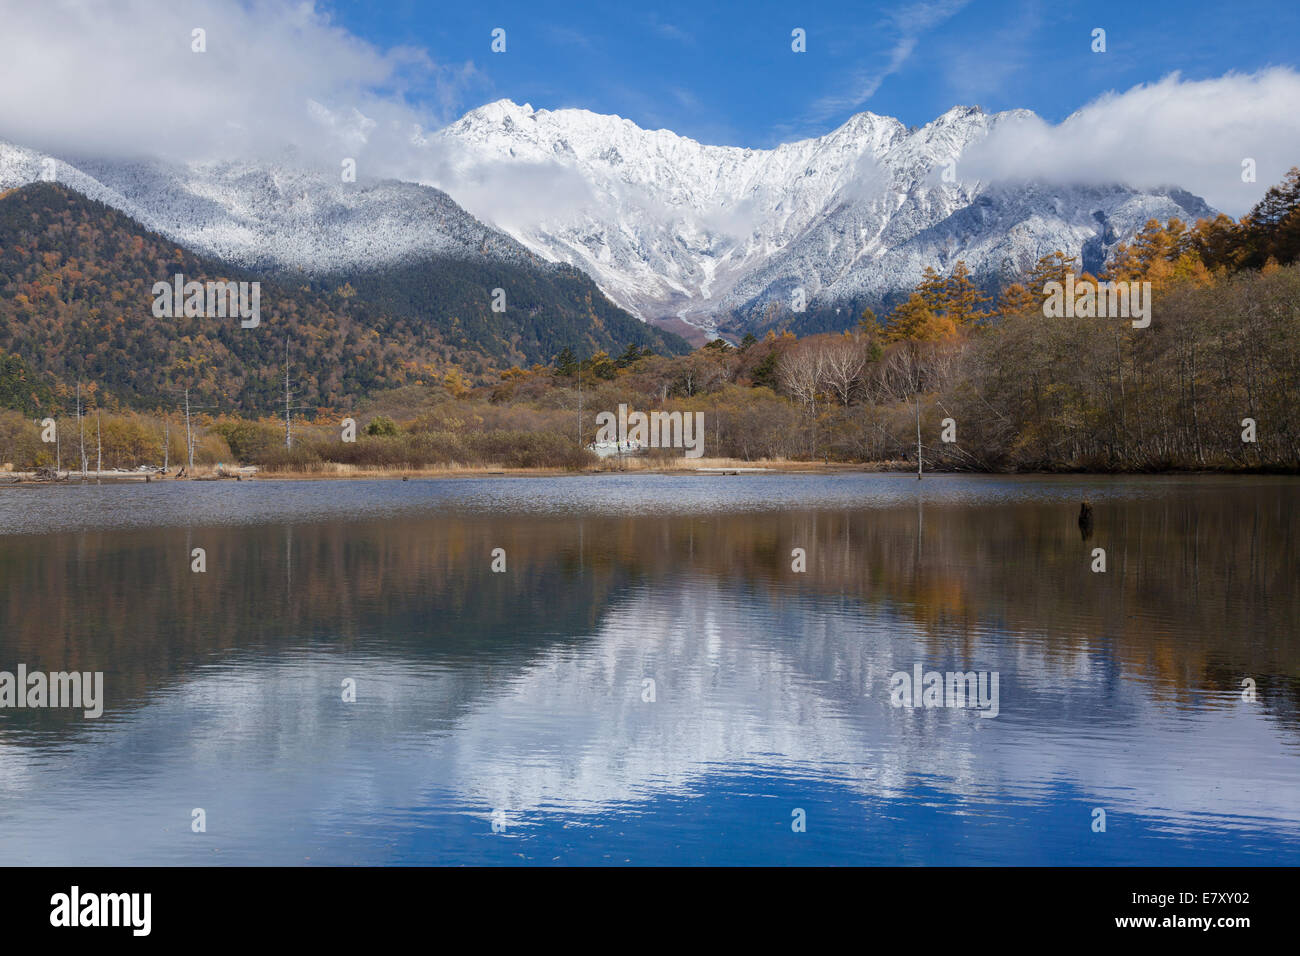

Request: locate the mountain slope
(0, 138), (686, 359)
(434, 100), (1215, 331)
(0, 183), (685, 411)
(0, 141), (528, 272)
(2, 99), (1219, 340)
(435, 100), (910, 323)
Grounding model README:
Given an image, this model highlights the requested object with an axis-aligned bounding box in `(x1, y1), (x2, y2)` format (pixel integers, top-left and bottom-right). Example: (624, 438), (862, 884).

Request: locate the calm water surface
(0, 474), (1297, 865)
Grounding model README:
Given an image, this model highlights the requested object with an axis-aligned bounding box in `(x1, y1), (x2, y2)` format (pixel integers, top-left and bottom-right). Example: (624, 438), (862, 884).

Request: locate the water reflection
(0, 476), (1297, 864)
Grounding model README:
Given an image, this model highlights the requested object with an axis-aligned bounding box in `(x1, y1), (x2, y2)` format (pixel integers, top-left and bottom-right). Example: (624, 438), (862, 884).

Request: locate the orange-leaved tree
(885, 292), (959, 477)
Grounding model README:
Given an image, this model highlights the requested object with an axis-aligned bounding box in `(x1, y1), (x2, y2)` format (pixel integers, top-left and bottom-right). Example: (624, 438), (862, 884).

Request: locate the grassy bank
(0, 458), (922, 483)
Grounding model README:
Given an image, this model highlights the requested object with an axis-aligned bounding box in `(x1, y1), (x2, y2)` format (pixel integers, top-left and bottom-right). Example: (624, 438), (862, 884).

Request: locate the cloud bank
(0, 0), (474, 169)
(961, 70), (1300, 216)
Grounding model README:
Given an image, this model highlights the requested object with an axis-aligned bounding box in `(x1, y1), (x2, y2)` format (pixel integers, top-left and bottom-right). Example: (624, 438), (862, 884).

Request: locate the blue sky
(321, 0), (1300, 145)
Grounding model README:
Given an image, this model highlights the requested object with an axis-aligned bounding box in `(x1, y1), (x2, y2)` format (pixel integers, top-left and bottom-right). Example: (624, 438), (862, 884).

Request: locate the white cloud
(960, 69), (1300, 216)
(0, 0), (478, 169)
(428, 152), (599, 233)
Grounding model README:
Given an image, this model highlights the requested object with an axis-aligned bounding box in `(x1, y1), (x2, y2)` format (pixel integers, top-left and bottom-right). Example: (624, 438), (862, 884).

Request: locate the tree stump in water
(1078, 500), (1094, 540)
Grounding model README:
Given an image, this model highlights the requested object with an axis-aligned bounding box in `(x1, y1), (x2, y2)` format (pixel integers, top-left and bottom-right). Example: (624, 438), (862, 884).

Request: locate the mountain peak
(460, 98), (537, 126)
(1, 98), (1216, 342)
(433, 98), (1214, 330)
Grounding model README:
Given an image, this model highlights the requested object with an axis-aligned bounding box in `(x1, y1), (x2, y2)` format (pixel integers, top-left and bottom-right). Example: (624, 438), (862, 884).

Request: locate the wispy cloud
(806, 0), (972, 123)
(545, 24), (596, 51)
(940, 0), (1042, 105)
(646, 15), (693, 45)
(670, 86), (703, 111)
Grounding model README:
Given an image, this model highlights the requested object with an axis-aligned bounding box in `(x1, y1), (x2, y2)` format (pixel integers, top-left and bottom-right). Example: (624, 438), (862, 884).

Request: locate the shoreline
(3, 459), (1297, 484)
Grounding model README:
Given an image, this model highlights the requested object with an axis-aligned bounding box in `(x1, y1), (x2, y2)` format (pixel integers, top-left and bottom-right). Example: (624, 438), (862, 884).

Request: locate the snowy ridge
(434, 100), (1213, 327)
(0, 141), (536, 274)
(1, 98), (1216, 333)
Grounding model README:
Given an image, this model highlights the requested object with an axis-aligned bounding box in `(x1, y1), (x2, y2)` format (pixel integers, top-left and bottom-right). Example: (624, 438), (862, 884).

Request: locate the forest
(0, 182), (685, 414)
(1, 168), (1298, 474)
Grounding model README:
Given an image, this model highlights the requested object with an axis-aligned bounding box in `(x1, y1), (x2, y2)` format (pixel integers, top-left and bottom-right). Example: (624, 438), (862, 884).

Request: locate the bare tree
(777, 343), (822, 409)
(76, 382), (87, 476)
(820, 335), (868, 406)
(778, 342), (826, 456)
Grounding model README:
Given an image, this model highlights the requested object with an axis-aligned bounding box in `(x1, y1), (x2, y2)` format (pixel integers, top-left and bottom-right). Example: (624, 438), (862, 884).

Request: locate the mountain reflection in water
(0, 474), (1296, 865)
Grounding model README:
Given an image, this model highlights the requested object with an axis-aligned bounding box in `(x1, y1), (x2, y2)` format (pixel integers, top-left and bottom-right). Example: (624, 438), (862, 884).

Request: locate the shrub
(365, 415), (399, 437)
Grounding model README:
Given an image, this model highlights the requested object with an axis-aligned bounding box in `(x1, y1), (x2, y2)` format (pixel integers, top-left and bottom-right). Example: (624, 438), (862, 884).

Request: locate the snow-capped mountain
(1, 98), (1215, 336)
(0, 140), (537, 273)
(433, 100), (1214, 329)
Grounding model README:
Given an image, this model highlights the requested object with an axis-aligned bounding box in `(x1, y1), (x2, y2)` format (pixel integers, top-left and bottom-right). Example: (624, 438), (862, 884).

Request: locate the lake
(0, 474), (1297, 865)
